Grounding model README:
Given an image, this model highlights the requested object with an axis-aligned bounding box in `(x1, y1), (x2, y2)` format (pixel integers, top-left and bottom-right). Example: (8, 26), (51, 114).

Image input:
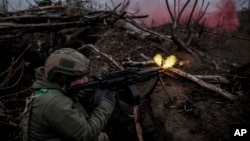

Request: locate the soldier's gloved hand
(77, 90), (96, 111)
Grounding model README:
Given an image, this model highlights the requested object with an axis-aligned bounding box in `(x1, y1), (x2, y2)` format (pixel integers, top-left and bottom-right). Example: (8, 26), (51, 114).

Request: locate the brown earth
(87, 25), (250, 141)
(0, 9), (250, 141)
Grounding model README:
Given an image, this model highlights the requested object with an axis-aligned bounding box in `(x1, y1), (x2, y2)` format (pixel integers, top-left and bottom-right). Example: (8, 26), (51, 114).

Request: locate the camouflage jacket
(20, 67), (114, 141)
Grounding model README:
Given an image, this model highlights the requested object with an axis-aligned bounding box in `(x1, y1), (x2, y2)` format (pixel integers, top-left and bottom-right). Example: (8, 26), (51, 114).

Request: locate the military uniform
(20, 48), (115, 141)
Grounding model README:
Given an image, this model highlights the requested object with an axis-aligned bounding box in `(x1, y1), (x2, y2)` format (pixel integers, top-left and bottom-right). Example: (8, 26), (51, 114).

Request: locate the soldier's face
(70, 75), (89, 86)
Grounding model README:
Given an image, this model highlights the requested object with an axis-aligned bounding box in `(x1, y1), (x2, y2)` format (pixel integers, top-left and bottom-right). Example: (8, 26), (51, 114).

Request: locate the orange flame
(153, 54), (177, 68)
(179, 60), (190, 66)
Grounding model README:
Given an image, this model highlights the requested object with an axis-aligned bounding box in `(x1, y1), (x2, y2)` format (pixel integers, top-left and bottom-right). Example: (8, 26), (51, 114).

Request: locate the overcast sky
(1, 0), (249, 12)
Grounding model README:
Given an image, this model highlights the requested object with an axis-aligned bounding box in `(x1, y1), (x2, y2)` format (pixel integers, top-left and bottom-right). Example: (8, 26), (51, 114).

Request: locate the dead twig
(0, 61), (26, 90)
(196, 1), (209, 24)
(187, 0), (198, 30)
(0, 45), (31, 89)
(79, 44), (123, 70)
(0, 44), (31, 76)
(186, 0), (198, 42)
(0, 87), (32, 99)
(0, 59), (26, 89)
(176, 0), (191, 24)
(0, 58), (15, 87)
(123, 46), (143, 58)
(165, 0), (175, 27)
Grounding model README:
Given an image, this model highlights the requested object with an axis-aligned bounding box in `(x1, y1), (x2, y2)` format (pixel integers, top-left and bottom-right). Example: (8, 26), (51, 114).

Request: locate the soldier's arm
(43, 94), (114, 141)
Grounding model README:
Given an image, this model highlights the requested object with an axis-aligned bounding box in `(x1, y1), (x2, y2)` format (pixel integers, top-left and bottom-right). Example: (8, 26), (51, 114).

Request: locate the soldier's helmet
(44, 48), (90, 82)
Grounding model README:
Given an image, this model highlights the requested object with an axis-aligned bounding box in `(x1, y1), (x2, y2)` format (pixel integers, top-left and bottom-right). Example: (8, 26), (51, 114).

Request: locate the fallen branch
(117, 19), (172, 42)
(0, 14), (73, 21)
(8, 5), (67, 14)
(193, 75), (229, 83)
(0, 21), (82, 29)
(168, 67), (237, 100)
(125, 60), (237, 101)
(171, 33), (196, 55)
(0, 10), (124, 35)
(134, 106), (144, 141)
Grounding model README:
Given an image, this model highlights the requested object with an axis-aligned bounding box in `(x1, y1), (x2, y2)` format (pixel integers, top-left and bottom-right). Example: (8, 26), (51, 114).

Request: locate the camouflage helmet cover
(44, 48), (90, 81)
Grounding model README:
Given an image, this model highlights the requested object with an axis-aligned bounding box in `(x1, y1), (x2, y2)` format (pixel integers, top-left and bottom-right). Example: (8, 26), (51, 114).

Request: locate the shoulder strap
(20, 88), (61, 141)
(20, 92), (36, 141)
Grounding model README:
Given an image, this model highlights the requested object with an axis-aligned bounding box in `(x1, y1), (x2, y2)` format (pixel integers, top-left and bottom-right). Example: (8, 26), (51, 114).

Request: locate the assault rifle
(66, 62), (166, 106)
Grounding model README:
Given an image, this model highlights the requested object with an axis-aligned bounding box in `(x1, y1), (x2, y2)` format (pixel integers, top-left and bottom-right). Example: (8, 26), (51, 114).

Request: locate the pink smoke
(203, 0), (239, 31)
(113, 0), (239, 31)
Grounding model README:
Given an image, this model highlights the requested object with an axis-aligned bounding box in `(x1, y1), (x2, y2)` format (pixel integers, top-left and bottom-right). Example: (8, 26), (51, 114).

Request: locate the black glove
(77, 90), (96, 111)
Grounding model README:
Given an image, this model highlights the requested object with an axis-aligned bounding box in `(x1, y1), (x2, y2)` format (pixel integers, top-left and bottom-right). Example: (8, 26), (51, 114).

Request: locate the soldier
(20, 48), (117, 141)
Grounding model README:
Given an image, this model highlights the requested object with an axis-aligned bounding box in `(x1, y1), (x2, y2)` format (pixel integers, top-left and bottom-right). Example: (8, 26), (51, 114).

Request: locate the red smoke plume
(114, 0), (239, 31)
(202, 0), (239, 31)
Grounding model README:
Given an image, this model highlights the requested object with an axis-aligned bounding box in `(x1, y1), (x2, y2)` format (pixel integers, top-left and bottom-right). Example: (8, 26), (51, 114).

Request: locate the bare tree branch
(176, 0), (191, 24)
(187, 0), (198, 28)
(165, 0), (175, 25)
